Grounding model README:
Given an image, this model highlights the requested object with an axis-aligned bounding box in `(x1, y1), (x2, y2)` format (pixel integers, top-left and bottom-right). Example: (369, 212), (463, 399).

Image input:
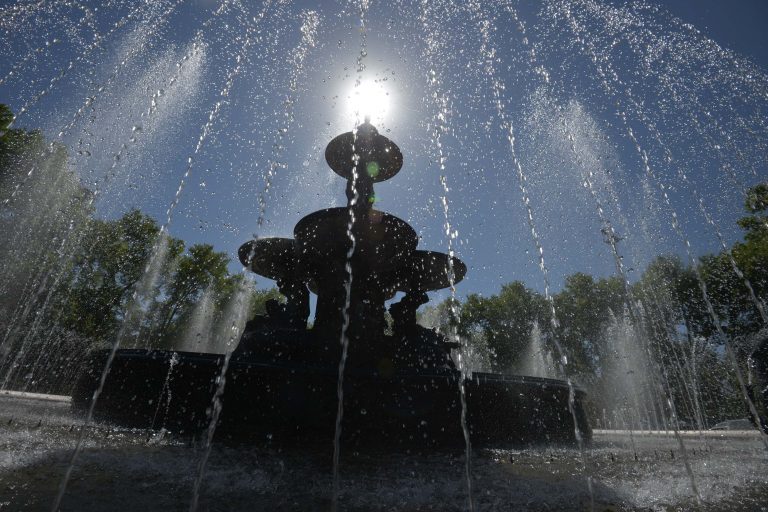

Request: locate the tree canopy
(0, 104), (268, 391)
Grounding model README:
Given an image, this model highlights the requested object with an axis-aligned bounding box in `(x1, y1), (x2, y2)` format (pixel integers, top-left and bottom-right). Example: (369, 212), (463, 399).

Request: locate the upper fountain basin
(325, 122), (403, 183)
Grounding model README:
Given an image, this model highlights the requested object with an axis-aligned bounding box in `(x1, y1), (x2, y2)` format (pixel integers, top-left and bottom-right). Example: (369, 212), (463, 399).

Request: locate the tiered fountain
(72, 121), (591, 446)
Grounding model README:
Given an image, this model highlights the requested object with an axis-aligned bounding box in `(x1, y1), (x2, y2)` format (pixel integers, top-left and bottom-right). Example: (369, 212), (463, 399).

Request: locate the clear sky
(1, 0), (766, 303)
(656, 0), (768, 67)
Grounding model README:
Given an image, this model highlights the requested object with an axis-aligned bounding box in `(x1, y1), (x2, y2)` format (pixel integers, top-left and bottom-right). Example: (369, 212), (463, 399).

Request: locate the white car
(709, 419), (755, 430)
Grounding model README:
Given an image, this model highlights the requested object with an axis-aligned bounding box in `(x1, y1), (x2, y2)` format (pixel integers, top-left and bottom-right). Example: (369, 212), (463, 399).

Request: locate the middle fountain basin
(294, 207), (418, 273)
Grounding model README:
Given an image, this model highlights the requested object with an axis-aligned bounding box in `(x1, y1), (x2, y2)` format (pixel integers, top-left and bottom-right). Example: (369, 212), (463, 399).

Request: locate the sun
(344, 78), (392, 125)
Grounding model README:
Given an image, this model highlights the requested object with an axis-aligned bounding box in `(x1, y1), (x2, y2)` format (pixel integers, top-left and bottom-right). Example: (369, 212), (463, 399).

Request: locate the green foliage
(450, 183), (768, 425)
(460, 282), (548, 372)
(0, 105), (267, 390)
(0, 104), (13, 131)
(58, 211), (172, 339)
(155, 243), (234, 337)
(554, 273), (626, 377)
(0, 105), (97, 390)
(1, 105), (49, 191)
(250, 287), (285, 317)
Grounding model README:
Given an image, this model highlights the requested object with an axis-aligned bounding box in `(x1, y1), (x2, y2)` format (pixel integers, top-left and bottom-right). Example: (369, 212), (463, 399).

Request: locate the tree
(0, 104), (92, 328)
(737, 183), (768, 241)
(459, 282), (549, 372)
(0, 103), (46, 188)
(0, 104), (95, 390)
(151, 243), (244, 346)
(56, 210), (181, 340)
(553, 273), (626, 379)
(730, 183), (768, 339)
(0, 104), (271, 389)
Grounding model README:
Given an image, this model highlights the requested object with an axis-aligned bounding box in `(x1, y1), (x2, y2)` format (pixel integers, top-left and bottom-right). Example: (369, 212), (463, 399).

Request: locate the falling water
(558, 2), (768, 455)
(210, 277), (253, 353)
(189, 5), (320, 510)
(0, 39), (204, 393)
(569, 0), (767, 325)
(255, 7), (319, 232)
(4, 0), (156, 132)
(545, 97), (682, 433)
(518, 321), (555, 378)
(178, 285), (216, 352)
(184, 4), (292, 510)
(511, 3), (667, 440)
(49, 3), (266, 509)
(420, 2), (475, 510)
(473, 2), (596, 508)
(578, 0), (767, 191)
(601, 309), (654, 429)
(25, 230), (175, 387)
(149, 351), (179, 434)
(331, 3), (367, 510)
(331, 181), (356, 512)
(0, 33), (62, 87)
(1, 1), (768, 510)
(557, 5), (707, 499)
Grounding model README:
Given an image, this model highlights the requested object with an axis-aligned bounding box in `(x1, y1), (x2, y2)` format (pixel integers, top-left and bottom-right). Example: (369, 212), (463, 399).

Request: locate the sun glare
(345, 78), (392, 125)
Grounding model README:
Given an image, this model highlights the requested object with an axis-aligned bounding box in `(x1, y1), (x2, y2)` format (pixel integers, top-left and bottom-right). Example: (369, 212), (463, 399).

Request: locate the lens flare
(366, 161), (380, 178)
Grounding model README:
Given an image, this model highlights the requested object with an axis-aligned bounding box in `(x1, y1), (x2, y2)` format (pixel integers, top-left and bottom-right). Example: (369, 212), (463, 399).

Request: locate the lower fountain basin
(72, 347), (591, 447)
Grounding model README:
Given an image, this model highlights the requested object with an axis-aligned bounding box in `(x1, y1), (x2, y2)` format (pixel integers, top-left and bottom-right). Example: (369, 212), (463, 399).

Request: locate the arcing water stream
(1, 0), (767, 510)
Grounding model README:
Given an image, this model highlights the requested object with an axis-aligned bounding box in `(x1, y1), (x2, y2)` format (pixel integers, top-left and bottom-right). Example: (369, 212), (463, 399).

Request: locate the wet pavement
(0, 394), (766, 511)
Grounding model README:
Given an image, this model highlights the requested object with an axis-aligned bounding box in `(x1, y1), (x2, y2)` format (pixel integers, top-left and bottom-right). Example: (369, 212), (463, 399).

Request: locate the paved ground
(0, 394), (766, 511)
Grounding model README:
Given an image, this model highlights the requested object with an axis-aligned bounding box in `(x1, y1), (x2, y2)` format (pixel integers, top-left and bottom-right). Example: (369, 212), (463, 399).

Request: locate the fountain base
(72, 338), (591, 446)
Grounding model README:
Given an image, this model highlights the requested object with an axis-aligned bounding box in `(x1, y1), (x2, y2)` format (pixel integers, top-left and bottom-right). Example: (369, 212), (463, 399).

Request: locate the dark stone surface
(72, 346), (592, 446)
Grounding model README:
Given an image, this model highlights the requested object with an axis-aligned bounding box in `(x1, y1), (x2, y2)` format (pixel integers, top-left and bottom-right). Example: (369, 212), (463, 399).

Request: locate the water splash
(518, 321), (555, 378)
(0, 40), (205, 392)
(558, 1), (767, 457)
(475, 2), (595, 508)
(331, 3), (366, 510)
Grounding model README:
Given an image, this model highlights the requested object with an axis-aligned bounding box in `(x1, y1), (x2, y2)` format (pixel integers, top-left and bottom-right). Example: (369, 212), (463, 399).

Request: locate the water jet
(1, 1), (767, 509)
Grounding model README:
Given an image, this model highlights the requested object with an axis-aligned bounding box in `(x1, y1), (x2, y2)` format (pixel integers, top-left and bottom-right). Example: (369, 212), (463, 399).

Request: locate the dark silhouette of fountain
(234, 120), (465, 373)
(72, 123), (591, 447)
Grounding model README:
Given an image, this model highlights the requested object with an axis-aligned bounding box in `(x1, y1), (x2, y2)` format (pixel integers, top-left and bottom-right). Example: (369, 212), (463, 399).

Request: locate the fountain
(71, 120), (591, 446)
(2, 1), (768, 509)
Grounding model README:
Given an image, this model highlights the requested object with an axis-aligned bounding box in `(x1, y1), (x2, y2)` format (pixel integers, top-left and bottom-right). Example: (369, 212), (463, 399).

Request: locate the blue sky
(658, 0), (768, 66)
(1, 0), (766, 303)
